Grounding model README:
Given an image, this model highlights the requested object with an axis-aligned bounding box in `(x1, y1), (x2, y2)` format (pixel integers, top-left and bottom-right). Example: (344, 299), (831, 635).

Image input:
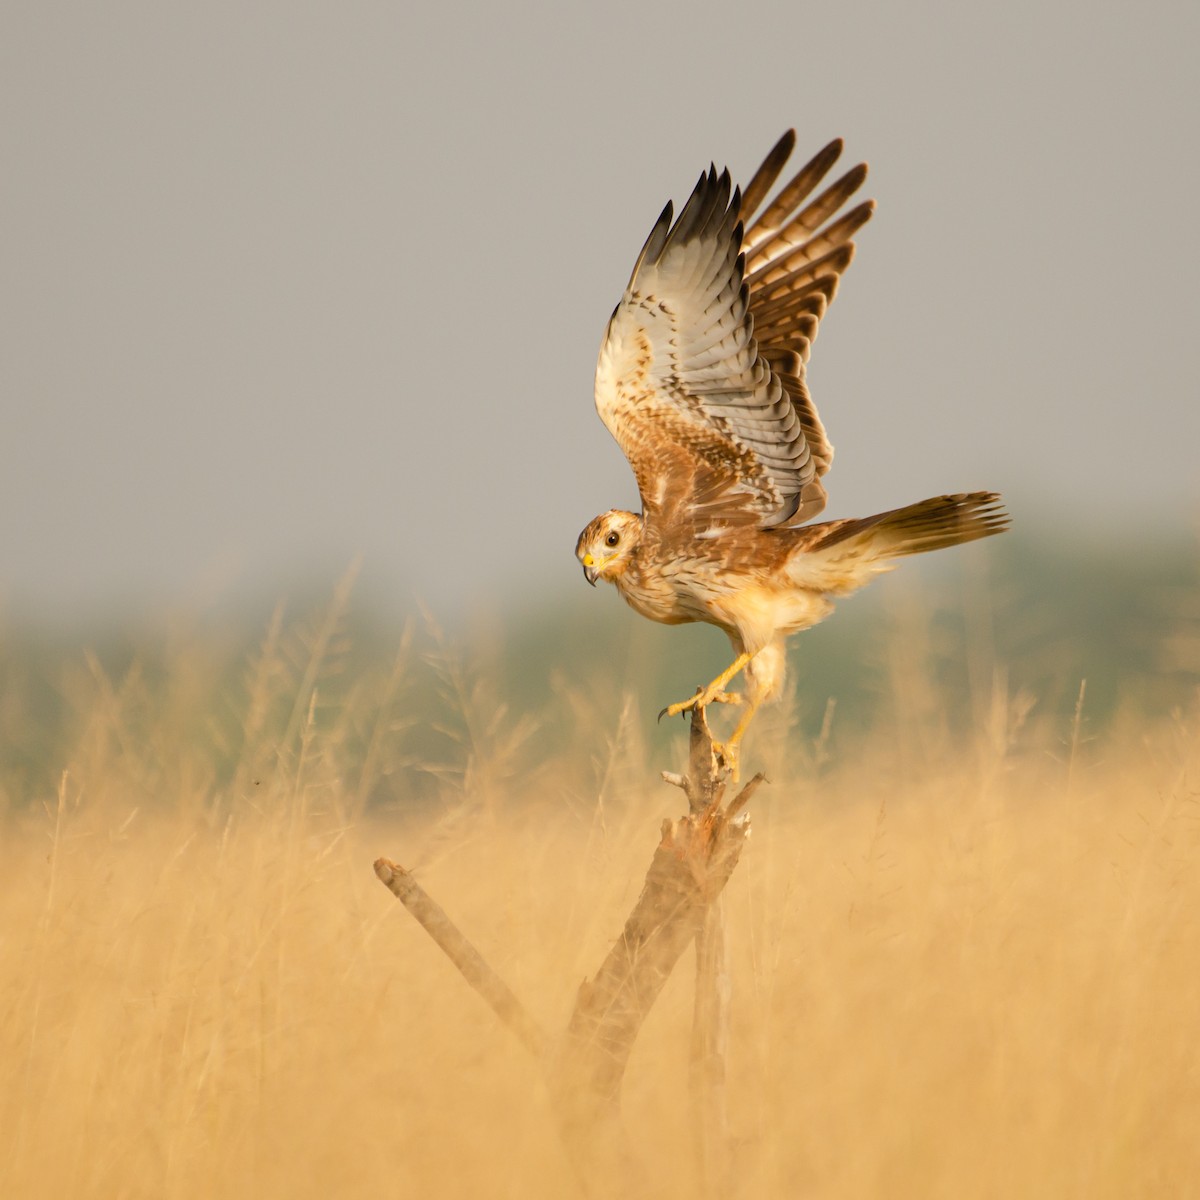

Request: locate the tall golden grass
(2, 580), (1198, 1198)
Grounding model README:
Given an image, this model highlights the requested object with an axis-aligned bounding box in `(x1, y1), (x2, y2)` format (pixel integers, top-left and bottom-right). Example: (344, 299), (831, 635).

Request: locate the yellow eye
(605, 531), (620, 547)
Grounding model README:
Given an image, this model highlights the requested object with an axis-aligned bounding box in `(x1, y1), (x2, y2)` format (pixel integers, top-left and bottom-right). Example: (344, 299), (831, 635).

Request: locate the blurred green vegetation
(1, 530), (1197, 814)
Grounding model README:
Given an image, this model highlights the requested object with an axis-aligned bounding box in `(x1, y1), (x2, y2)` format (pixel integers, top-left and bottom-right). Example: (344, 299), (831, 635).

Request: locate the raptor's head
(575, 510), (642, 586)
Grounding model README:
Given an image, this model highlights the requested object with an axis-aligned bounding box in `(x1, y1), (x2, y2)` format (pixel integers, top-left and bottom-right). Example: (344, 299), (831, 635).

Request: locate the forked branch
(374, 705), (764, 1180)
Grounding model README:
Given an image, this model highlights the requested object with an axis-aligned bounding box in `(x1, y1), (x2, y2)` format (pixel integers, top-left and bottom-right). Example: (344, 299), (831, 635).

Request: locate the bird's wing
(594, 133), (873, 531)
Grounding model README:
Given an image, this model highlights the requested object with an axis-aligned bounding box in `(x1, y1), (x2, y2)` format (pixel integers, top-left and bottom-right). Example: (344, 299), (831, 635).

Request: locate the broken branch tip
(374, 856), (408, 885)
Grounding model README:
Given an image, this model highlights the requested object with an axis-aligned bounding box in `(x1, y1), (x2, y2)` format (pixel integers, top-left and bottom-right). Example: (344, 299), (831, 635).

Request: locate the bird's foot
(657, 688), (742, 723)
(656, 651), (755, 724)
(711, 739), (740, 782)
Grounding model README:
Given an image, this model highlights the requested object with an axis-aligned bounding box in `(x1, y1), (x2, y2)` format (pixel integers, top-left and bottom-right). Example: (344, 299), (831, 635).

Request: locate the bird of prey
(575, 131), (1008, 776)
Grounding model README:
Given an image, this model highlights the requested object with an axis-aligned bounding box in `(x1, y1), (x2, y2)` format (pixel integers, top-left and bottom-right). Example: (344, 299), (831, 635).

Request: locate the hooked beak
(583, 563), (598, 587)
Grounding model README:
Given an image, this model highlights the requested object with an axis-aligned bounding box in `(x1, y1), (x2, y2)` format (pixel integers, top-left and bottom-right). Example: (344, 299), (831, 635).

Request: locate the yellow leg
(660, 651), (755, 721)
(711, 691), (765, 782)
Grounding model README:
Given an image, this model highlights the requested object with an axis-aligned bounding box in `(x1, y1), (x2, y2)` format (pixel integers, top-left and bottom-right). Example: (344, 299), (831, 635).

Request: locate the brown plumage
(575, 132), (1009, 775)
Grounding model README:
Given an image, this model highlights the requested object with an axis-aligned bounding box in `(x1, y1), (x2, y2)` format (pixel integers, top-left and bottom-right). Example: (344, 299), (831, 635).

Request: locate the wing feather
(747, 163), (869, 273)
(738, 130), (796, 222)
(595, 132), (872, 531)
(743, 138), (845, 256)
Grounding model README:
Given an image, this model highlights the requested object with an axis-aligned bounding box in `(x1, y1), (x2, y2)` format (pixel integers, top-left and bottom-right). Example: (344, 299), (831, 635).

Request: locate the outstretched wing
(594, 133), (873, 530)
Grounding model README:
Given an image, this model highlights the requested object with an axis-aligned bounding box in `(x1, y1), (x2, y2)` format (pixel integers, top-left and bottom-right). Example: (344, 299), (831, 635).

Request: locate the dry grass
(2, 590), (1199, 1198)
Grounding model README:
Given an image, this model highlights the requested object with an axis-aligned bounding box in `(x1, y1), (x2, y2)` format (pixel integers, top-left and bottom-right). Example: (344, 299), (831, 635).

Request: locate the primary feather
(594, 134), (872, 531)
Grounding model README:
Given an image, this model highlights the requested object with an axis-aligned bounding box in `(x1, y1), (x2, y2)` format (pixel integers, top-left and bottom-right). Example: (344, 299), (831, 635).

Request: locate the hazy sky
(3, 1), (1197, 621)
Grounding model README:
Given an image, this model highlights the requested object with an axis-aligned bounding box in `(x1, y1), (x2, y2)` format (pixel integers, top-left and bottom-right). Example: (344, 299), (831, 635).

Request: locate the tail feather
(812, 492), (1010, 559)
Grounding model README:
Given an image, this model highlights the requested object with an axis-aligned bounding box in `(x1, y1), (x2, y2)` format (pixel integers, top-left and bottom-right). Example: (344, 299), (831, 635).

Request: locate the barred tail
(810, 492), (1010, 560)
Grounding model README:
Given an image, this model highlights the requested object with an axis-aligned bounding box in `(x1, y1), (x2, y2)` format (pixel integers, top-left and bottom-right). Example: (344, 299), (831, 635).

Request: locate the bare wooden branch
(687, 704), (725, 814)
(373, 857), (550, 1061)
(728, 771), (767, 819)
(374, 704), (765, 1191)
(554, 801), (751, 1132)
(556, 706), (753, 1141)
(683, 706), (755, 1196)
(692, 896), (732, 1196)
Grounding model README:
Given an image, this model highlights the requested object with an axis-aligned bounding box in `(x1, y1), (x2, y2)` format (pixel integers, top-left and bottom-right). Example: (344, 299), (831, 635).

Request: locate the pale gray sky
(2, 0), (1197, 620)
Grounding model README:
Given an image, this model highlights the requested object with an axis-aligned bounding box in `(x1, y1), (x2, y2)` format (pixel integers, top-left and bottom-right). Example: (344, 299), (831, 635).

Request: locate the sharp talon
(661, 695), (699, 721)
(656, 654), (755, 739)
(657, 706), (669, 724)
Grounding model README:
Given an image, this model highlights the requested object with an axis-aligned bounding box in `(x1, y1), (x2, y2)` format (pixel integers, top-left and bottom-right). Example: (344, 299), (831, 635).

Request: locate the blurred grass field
(2, 538), (1200, 1197)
